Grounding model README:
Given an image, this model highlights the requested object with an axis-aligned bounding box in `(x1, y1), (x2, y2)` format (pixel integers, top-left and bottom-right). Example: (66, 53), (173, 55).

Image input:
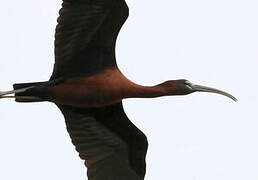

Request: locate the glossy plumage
(52, 0), (148, 179)
(0, 0), (237, 179)
(52, 0), (128, 79)
(12, 0), (147, 179)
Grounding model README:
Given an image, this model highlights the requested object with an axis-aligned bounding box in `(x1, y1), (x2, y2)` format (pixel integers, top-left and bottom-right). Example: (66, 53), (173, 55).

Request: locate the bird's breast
(48, 68), (132, 108)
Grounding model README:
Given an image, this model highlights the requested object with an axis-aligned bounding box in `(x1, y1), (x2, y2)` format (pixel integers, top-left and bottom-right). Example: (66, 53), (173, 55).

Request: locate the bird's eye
(184, 80), (193, 90)
(184, 80), (191, 86)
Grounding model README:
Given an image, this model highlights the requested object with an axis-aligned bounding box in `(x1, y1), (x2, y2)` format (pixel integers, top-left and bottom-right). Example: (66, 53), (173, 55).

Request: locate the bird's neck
(124, 82), (177, 99)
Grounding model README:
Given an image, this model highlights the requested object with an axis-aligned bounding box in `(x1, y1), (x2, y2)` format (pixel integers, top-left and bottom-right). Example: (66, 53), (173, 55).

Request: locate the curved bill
(190, 84), (237, 102)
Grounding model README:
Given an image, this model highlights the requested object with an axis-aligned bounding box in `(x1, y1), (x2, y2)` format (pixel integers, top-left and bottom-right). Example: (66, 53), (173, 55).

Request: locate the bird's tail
(0, 81), (49, 103)
(0, 78), (64, 103)
(13, 82), (49, 102)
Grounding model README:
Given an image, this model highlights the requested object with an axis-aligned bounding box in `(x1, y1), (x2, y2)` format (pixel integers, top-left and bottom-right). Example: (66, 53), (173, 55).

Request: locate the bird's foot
(0, 87), (34, 99)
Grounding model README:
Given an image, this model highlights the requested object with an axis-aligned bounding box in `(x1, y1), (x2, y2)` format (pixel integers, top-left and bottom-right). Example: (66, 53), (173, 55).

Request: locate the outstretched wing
(51, 0), (111, 79)
(58, 102), (148, 179)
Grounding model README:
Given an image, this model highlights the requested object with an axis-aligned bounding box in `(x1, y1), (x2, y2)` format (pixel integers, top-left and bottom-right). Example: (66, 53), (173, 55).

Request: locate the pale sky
(0, 0), (258, 179)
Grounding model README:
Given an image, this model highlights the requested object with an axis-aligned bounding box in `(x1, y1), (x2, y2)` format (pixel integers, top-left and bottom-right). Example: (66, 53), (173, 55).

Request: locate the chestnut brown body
(49, 68), (172, 108)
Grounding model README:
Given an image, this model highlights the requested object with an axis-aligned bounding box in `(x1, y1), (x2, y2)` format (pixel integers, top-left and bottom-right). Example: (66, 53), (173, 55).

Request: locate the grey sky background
(0, 0), (258, 179)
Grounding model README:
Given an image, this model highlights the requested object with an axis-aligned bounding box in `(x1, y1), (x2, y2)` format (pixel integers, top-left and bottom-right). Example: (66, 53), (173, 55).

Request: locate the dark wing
(58, 102), (148, 180)
(51, 0), (110, 79)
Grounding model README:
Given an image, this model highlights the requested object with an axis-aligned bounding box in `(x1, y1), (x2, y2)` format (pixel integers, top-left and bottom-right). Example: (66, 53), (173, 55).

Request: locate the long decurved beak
(189, 83), (237, 102)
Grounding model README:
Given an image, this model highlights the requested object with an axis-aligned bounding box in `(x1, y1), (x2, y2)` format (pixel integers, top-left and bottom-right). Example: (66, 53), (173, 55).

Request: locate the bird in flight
(0, 0), (236, 179)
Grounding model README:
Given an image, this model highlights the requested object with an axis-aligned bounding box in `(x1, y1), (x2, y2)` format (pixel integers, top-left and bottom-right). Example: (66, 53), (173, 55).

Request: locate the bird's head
(160, 79), (237, 101)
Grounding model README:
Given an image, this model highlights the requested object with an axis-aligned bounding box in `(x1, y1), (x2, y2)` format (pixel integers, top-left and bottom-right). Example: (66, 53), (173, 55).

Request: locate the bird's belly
(49, 83), (122, 108)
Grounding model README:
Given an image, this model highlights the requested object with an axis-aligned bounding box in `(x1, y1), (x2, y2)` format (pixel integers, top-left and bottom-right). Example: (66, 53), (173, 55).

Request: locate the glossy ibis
(0, 0), (236, 179)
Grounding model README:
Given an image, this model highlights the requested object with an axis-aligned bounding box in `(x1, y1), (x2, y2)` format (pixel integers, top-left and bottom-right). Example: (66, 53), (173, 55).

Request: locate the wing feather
(57, 102), (148, 179)
(93, 103), (148, 179)
(58, 104), (142, 179)
(51, 1), (110, 79)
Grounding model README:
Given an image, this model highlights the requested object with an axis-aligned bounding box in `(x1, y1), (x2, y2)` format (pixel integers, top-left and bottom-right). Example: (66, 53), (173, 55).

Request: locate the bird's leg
(0, 95), (41, 101)
(0, 87), (34, 96)
(0, 78), (65, 99)
(0, 87), (34, 99)
(0, 87), (42, 101)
